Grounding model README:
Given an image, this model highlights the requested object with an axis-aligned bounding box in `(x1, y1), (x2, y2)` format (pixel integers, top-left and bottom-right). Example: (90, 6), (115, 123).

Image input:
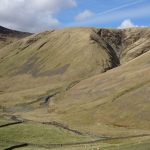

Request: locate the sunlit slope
(0, 28), (120, 81)
(48, 51), (150, 135)
(0, 27), (150, 137)
(0, 27), (149, 80)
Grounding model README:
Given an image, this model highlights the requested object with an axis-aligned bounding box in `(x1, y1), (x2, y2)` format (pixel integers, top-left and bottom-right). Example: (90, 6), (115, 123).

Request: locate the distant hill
(0, 25), (31, 48)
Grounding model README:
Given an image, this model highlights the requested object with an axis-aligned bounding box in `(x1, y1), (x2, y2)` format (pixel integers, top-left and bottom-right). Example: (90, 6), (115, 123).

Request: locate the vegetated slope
(50, 51), (150, 136)
(0, 25), (31, 48)
(0, 28), (120, 79)
(0, 27), (150, 137)
(0, 27), (149, 78)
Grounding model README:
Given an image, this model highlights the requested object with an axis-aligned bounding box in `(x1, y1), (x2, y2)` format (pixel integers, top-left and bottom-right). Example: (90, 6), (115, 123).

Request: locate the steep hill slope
(0, 27), (150, 138)
(49, 50), (150, 135)
(0, 28), (120, 79)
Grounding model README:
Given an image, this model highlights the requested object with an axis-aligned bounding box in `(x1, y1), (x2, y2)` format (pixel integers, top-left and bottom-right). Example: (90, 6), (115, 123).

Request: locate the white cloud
(118, 19), (138, 29)
(75, 10), (94, 21)
(118, 19), (147, 29)
(0, 0), (76, 32)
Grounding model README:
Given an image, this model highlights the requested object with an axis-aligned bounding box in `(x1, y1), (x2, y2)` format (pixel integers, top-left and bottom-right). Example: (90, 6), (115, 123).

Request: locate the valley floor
(0, 116), (150, 150)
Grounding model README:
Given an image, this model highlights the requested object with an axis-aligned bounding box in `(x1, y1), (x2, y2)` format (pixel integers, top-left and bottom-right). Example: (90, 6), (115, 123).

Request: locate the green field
(0, 117), (96, 149)
(0, 117), (150, 150)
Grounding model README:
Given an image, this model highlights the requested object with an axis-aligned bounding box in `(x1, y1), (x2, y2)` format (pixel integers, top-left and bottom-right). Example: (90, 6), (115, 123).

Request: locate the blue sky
(60, 0), (150, 28)
(0, 0), (149, 32)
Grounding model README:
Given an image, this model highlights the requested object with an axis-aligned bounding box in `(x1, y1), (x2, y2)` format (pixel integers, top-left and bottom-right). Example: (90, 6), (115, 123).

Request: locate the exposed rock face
(91, 28), (150, 63)
(121, 28), (150, 63)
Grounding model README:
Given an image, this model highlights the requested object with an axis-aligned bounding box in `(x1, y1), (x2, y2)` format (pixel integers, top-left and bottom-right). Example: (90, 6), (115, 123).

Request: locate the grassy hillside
(0, 27), (150, 149)
(0, 116), (95, 149)
(0, 28), (120, 79)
